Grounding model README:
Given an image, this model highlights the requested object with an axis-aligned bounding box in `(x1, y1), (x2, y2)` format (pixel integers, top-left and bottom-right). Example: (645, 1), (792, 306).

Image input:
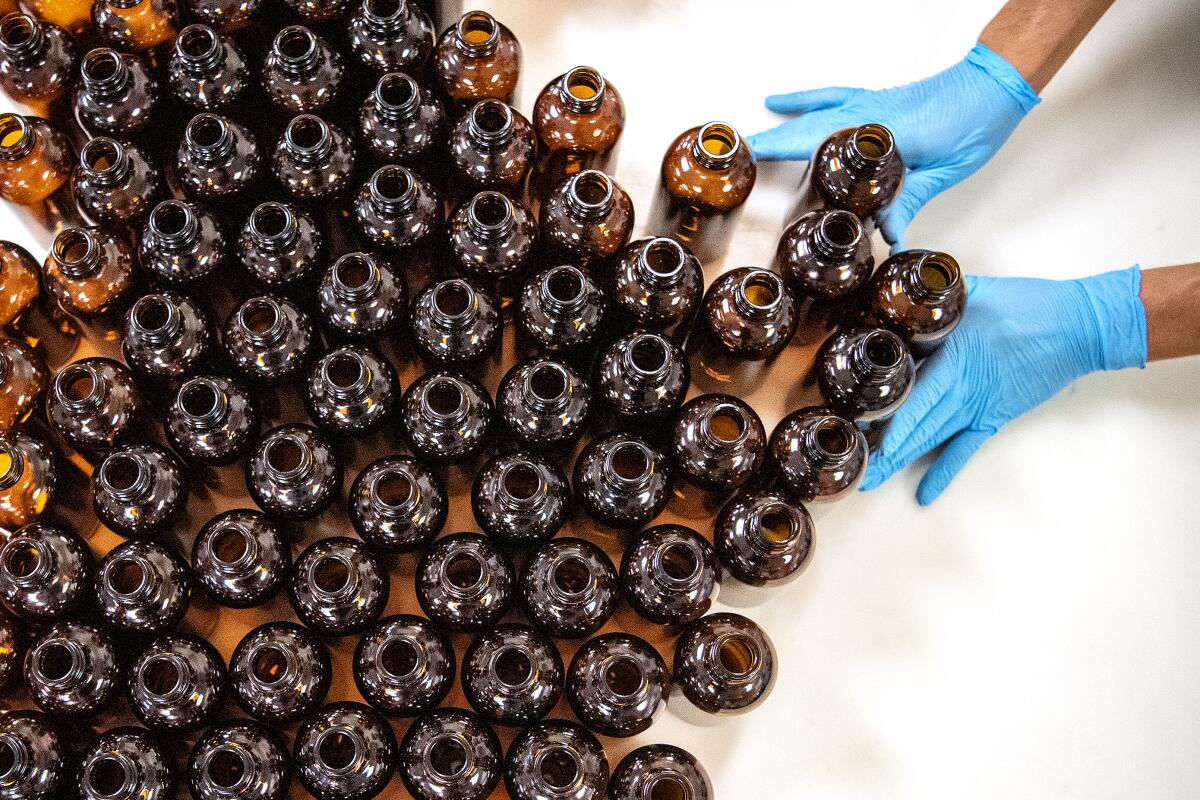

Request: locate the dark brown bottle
(495, 357), (589, 451)
(397, 708), (501, 800)
(184, 0), (263, 32)
(281, 0), (351, 23)
(294, 702), (396, 800)
(400, 371), (493, 465)
(289, 536), (389, 636)
(446, 190), (537, 292)
(95, 539), (191, 635)
(305, 346), (398, 437)
(416, 532), (514, 633)
(504, 720), (608, 800)
(229, 621), (331, 724)
(1, 239), (81, 363)
(408, 278), (500, 368)
(262, 25), (343, 116)
(186, 722), (291, 800)
(42, 226), (137, 322)
(77, 727), (176, 800)
(360, 72), (443, 168)
(698, 266), (798, 361)
(0, 338), (47, 430)
(674, 612), (776, 714)
(0, 521), (92, 622)
(433, 10), (520, 109)
(670, 393), (766, 500)
(92, 0), (180, 54)
(461, 623), (562, 727)
(608, 744), (713, 800)
(517, 265), (608, 358)
(801, 123), (903, 219)
(574, 431), (672, 530)
(176, 112), (261, 203)
(777, 209), (873, 331)
(714, 490), (813, 587)
(237, 201), (326, 293)
(594, 331), (689, 422)
(0, 13), (78, 116)
(46, 357), (143, 456)
(768, 406), (867, 503)
(92, 442), (187, 538)
(0, 113), (72, 205)
(75, 48), (160, 139)
(126, 633), (226, 732)
(817, 327), (915, 422)
(270, 116), (356, 205)
(139, 199), (228, 288)
(531, 65), (623, 197)
(348, 456), (447, 553)
(471, 450), (568, 546)
(191, 508), (289, 607)
(446, 99), (535, 201)
(25, 620), (121, 718)
(246, 423), (341, 521)
(348, 0), (433, 76)
(167, 23), (249, 111)
(72, 137), (163, 229)
(519, 537), (618, 639)
(353, 163), (440, 253)
(0, 429), (56, 528)
(651, 121), (755, 262)
(621, 524), (720, 626)
(121, 291), (213, 384)
(0, 711), (66, 800)
(540, 169), (634, 266)
(861, 248), (967, 357)
(316, 251), (407, 343)
(610, 236), (703, 338)
(222, 295), (315, 385)
(353, 614), (455, 717)
(566, 632), (669, 738)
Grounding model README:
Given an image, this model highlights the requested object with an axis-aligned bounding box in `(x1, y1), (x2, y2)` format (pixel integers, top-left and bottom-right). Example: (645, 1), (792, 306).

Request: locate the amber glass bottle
(446, 99), (536, 202)
(282, 0), (351, 23)
(317, 251), (407, 343)
(447, 190), (537, 293)
(0, 429), (57, 527)
(92, 0), (180, 54)
(861, 249), (967, 357)
(0, 338), (47, 430)
(139, 199), (227, 288)
(27, 0), (94, 34)
(801, 123), (903, 219)
(0, 113), (71, 205)
(650, 122), (755, 262)
(274, 114), (357, 202)
(352, 164), (439, 254)
(532, 65), (624, 196)
(673, 612), (776, 714)
(237, 201), (326, 294)
(610, 237), (704, 338)
(176, 112), (261, 203)
(0, 240), (78, 362)
(184, 0), (262, 32)
(262, 25), (343, 117)
(72, 137), (163, 228)
(714, 490), (813, 587)
(433, 10), (520, 109)
(768, 406), (868, 503)
(359, 71), (445, 170)
(670, 393), (766, 507)
(46, 357), (143, 456)
(0, 13), (78, 115)
(517, 265), (608, 358)
(347, 0), (434, 76)
(540, 169), (634, 266)
(408, 278), (501, 369)
(697, 267), (798, 362)
(777, 209), (874, 333)
(609, 745), (713, 800)
(816, 327), (915, 423)
(42, 226), (137, 321)
(166, 23), (249, 112)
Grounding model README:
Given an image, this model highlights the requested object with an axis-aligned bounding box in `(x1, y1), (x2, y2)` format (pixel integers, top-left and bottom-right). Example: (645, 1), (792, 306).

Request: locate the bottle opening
(761, 509), (795, 544)
(864, 331), (904, 370)
(470, 191), (511, 228)
(377, 71), (416, 108)
(612, 442), (652, 481)
(718, 634), (759, 677)
(918, 253), (960, 292)
(181, 381), (221, 419)
(206, 748), (246, 790)
(0, 113), (26, 150)
(425, 379), (466, 417)
(240, 298), (281, 335)
(82, 48), (121, 82)
(644, 238), (685, 278)
(630, 336), (669, 374)
(379, 638), (420, 678)
(312, 554), (352, 593)
(741, 273), (780, 310)
(264, 436), (305, 474)
(699, 122), (739, 157)
(86, 756), (130, 798)
(661, 541), (702, 582)
(546, 267), (585, 304)
(59, 365), (97, 403)
(133, 295), (173, 334)
(186, 114), (228, 149)
(649, 776), (689, 800)
(2, 541), (40, 580)
(286, 114), (328, 151)
(324, 351), (364, 390)
(471, 99), (512, 136)
(433, 281), (472, 318)
(141, 654), (183, 697)
(529, 362), (568, 403)
(0, 739), (15, 780)
(538, 748), (581, 790)
(502, 462), (541, 501)
(53, 228), (96, 270)
(109, 557), (147, 596)
(814, 418), (854, 458)
(212, 527), (250, 566)
(446, 552), (484, 591)
(36, 641), (74, 681)
(457, 11), (497, 47)
(569, 170), (613, 209)
(552, 555), (590, 595)
(820, 211), (862, 248)
(250, 203), (290, 238)
(851, 124), (894, 161)
(0, 14), (36, 50)
(564, 66), (603, 101)
(276, 25), (317, 61)
(251, 645), (288, 684)
(365, 0), (401, 18)
(316, 730), (358, 771)
(494, 646), (533, 687)
(371, 165), (413, 203)
(178, 24), (218, 60)
(604, 656), (644, 697)
(429, 736), (469, 779)
(100, 453), (144, 494)
(81, 138), (123, 174)
(709, 409), (746, 443)
(333, 254), (374, 292)
(373, 470), (414, 509)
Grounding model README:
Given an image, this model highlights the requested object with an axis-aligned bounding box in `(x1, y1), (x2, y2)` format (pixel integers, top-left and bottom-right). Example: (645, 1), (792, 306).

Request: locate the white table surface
(4, 1), (1200, 798)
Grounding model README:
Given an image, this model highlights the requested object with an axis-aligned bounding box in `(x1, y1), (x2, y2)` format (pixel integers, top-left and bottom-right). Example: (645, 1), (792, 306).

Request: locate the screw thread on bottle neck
(454, 11), (499, 57)
(99, 451), (155, 503)
(79, 137), (132, 187)
(320, 350), (372, 402)
(248, 203), (299, 253)
(81, 48), (132, 99)
(732, 270), (784, 319)
(428, 280), (479, 332)
(537, 266), (588, 317)
(129, 293), (183, 347)
(177, 377), (230, 431)
(498, 461), (544, 512)
(263, 432), (315, 486)
(0, 13), (47, 65)
(175, 24), (224, 75)
(692, 121), (741, 171)
(841, 123), (895, 175)
(185, 113), (236, 165)
(420, 377), (469, 429)
(272, 25), (321, 78)
(308, 553), (360, 603)
(361, 0), (410, 35)
(147, 200), (200, 252)
(466, 191), (515, 245)
(51, 227), (103, 279)
(237, 297), (288, 348)
(521, 361), (571, 414)
(284, 114), (333, 166)
(370, 468), (416, 519)
(620, 333), (672, 385)
(636, 238), (687, 289)
(0, 535), (53, 585)
(331, 254), (382, 304)
(0, 113), (35, 161)
(210, 524), (259, 575)
(368, 164), (417, 217)
(850, 329), (907, 383)
(809, 210), (863, 262)
(602, 440), (655, 493)
(802, 415), (857, 470)
(751, 503), (802, 554)
(905, 251), (961, 304)
(565, 169), (614, 221)
(373, 71), (421, 123)
(0, 437), (23, 489)
(54, 362), (106, 412)
(466, 99), (514, 151)
(558, 65), (605, 114)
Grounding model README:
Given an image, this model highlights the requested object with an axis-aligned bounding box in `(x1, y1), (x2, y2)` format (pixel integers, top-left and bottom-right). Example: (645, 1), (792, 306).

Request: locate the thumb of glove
(878, 167), (955, 249)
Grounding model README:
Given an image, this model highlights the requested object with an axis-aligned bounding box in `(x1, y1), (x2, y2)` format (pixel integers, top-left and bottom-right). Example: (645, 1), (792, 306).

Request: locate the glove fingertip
(915, 430), (990, 506)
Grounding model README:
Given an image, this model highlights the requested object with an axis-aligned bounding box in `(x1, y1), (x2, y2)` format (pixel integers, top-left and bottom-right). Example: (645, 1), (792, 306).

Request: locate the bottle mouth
(371, 467), (415, 513)
(210, 524), (256, 571)
(322, 349), (369, 393)
(467, 99), (514, 147)
(309, 552), (354, 597)
(176, 23), (220, 66)
(0, 438), (22, 489)
(491, 644), (535, 690)
(455, 10), (499, 54)
(535, 747), (583, 792)
(84, 754), (137, 800)
(315, 727), (363, 775)
(54, 362), (102, 408)
(703, 404), (750, 447)
(525, 361), (570, 406)
(285, 114), (332, 164)
(80, 137), (128, 182)
(862, 329), (905, 370)
(694, 121), (742, 169)
(80, 48), (127, 93)
(33, 638), (83, 685)
(606, 440), (654, 486)
(0, 14), (41, 59)
(813, 209), (864, 258)
(431, 280), (475, 322)
(566, 170), (614, 219)
(51, 228), (100, 277)
(602, 654), (647, 699)
(139, 653), (188, 699)
(467, 191), (514, 240)
(185, 113), (234, 162)
(757, 504), (802, 548)
(640, 238), (687, 281)
(98, 451), (152, 501)
(559, 65), (605, 113)
(426, 734), (472, 781)
(249, 643), (292, 687)
(549, 553), (591, 598)
(917, 251), (961, 294)
(422, 377), (468, 422)
(714, 632), (762, 680)
(0, 735), (22, 783)
(248, 202), (297, 247)
(374, 71), (420, 119)
(0, 537), (47, 585)
(624, 333), (671, 378)
(149, 200), (200, 247)
(104, 553), (149, 598)
(442, 551), (486, 596)
(377, 635), (421, 680)
(273, 25), (320, 72)
(363, 0), (406, 23)
(499, 461), (543, 504)
(331, 253), (381, 300)
(737, 270), (784, 315)
(238, 297), (286, 342)
(203, 746), (252, 793)
(0, 112), (31, 160)
(130, 294), (179, 340)
(263, 432), (312, 482)
(850, 123), (895, 163)
(541, 266), (586, 308)
(812, 416), (856, 459)
(655, 539), (704, 585)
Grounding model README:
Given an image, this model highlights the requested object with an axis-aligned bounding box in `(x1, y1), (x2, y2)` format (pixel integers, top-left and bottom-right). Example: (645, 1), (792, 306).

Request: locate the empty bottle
(92, 442), (187, 538)
(316, 251), (407, 343)
(651, 121), (755, 262)
(532, 65), (624, 196)
(768, 406), (868, 503)
(262, 25), (343, 116)
(714, 490), (814, 587)
(191, 508), (289, 608)
(46, 357), (143, 455)
(517, 264), (608, 357)
(608, 744), (713, 800)
(610, 237), (704, 338)
(594, 331), (690, 422)
(348, 0), (434, 76)
(176, 112), (261, 203)
(0, 711), (67, 800)
(289, 537), (389, 636)
(222, 295), (315, 385)
(698, 266), (798, 364)
(1, 241), (79, 363)
(121, 291), (213, 384)
(777, 209), (874, 332)
(167, 23), (249, 111)
(72, 137), (163, 228)
(139, 199), (228, 288)
(416, 532), (515, 632)
(126, 633), (227, 732)
(0, 113), (71, 205)
(801, 123), (903, 219)
(504, 720), (609, 800)
(166, 375), (259, 480)
(92, 0), (179, 54)
(670, 393), (766, 505)
(42, 226), (137, 323)
(353, 614), (455, 717)
(462, 623), (563, 727)
(471, 450), (568, 546)
(95, 539), (191, 635)
(540, 169), (634, 265)
(495, 357), (590, 451)
(446, 190), (537, 292)
(434, 10), (520, 108)
(348, 456), (447, 553)
(0, 338), (46, 429)
(305, 345), (399, 436)
(398, 708), (502, 800)
(399, 371), (493, 465)
(25, 621), (121, 718)
(816, 327), (915, 422)
(566, 632), (669, 738)
(574, 431), (673, 530)
(861, 248), (967, 357)
(237, 201), (326, 293)
(360, 71), (445, 169)
(294, 702), (396, 800)
(274, 114), (356, 202)
(674, 612), (776, 714)
(0, 13), (78, 115)
(184, 0), (263, 32)
(519, 537), (618, 640)
(229, 621), (331, 725)
(0, 521), (92, 622)
(74, 48), (159, 138)
(408, 278), (500, 368)
(353, 163), (439, 253)
(446, 99), (536, 201)
(186, 722), (292, 800)
(245, 423), (341, 521)
(621, 524), (721, 626)
(77, 727), (176, 800)
(0, 429), (56, 528)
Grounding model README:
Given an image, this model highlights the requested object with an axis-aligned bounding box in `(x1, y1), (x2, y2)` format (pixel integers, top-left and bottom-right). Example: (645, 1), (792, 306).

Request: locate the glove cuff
(965, 43), (1042, 115)
(1079, 265), (1148, 372)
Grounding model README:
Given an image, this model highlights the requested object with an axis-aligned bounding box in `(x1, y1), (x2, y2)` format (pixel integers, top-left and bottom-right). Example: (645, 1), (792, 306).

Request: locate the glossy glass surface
(0, 711), (64, 800)
(46, 357), (142, 455)
(471, 450), (568, 546)
(91, 442), (187, 538)
(42, 226), (137, 319)
(25, 621), (120, 718)
(316, 252), (407, 343)
(73, 48), (159, 137)
(517, 265), (607, 357)
(862, 248), (967, 356)
(433, 10), (520, 107)
(359, 71), (445, 168)
(353, 163), (439, 252)
(246, 423), (340, 520)
(397, 708), (502, 800)
(293, 702), (396, 800)
(348, 0), (433, 75)
(0, 522), (92, 622)
(92, 0), (179, 52)
(175, 112), (260, 202)
(349, 456), (447, 553)
(777, 209), (874, 327)
(138, 199), (227, 287)
(237, 202), (325, 293)
(715, 490), (814, 586)
(447, 190), (538, 290)
(610, 237), (704, 336)
(26, 0), (92, 32)
(167, 24), (248, 111)
(262, 25), (343, 116)
(409, 278), (500, 368)
(165, 374), (259, 467)
(532, 65), (624, 196)
(281, 0), (351, 22)
(620, 524), (720, 626)
(447, 99), (535, 200)
(674, 612), (776, 714)
(768, 406), (868, 503)
(222, 295), (314, 385)
(120, 291), (212, 383)
(594, 331), (689, 421)
(289, 536), (388, 636)
(540, 169), (634, 265)
(504, 720), (608, 800)
(72, 137), (162, 227)
(495, 357), (589, 451)
(0, 614), (21, 689)
(0, 114), (71, 205)
(416, 532), (514, 633)
(573, 432), (672, 530)
(304, 346), (398, 436)
(565, 632), (669, 738)
(95, 539), (191, 634)
(126, 633), (226, 732)
(805, 123), (903, 218)
(608, 744), (713, 800)
(192, 509), (289, 607)
(353, 614), (454, 717)
(700, 266), (798, 360)
(817, 327), (915, 422)
(184, 0), (262, 31)
(0, 13), (78, 112)
(230, 622), (331, 724)
(273, 114), (356, 201)
(518, 537), (618, 640)
(0, 338), (45, 430)
(400, 371), (493, 465)
(0, 429), (56, 527)
(461, 623), (563, 726)
(187, 721), (291, 800)
(670, 393), (765, 493)
(77, 727), (175, 800)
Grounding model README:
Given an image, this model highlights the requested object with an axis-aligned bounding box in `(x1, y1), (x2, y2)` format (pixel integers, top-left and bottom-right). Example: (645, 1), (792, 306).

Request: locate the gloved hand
(748, 44), (1041, 248)
(860, 267), (1147, 504)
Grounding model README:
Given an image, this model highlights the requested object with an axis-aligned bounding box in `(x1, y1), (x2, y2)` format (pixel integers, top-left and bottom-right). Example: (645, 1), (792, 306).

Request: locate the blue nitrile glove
(860, 267), (1147, 505)
(748, 44), (1041, 248)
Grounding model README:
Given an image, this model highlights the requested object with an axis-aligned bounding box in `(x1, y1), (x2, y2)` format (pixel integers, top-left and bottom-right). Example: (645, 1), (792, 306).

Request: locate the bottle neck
(0, 113), (35, 162)
(565, 170), (615, 221)
(557, 65), (606, 114)
(283, 114), (333, 166)
(849, 329), (907, 384)
(651, 539), (705, 592)
(465, 191), (516, 245)
(248, 203), (299, 253)
(697, 404), (750, 454)
(537, 266), (588, 318)
(174, 24), (225, 76)
(496, 461), (545, 513)
(369, 468), (417, 520)
(420, 377), (470, 431)
(0, 534), (55, 589)
(236, 297), (288, 348)
(705, 633), (761, 686)
(314, 727), (368, 777)
(360, 0), (411, 35)
(98, 451), (155, 503)
(840, 123), (896, 175)
(307, 552), (361, 604)
(807, 209), (864, 262)
(271, 25), (322, 78)
(138, 653), (194, 705)
(129, 294), (184, 347)
(520, 361), (572, 414)
(0, 351), (9, 385)
(466, 99), (515, 151)
(79, 137), (133, 188)
(319, 350), (373, 402)
(801, 415), (858, 471)
(453, 10), (500, 57)
(372, 71), (421, 124)
(732, 270), (785, 320)
(547, 553), (597, 605)
(619, 333), (672, 387)
(0, 733), (29, 785)
(0, 438), (23, 489)
(147, 200), (200, 252)
(209, 523), (260, 576)
(199, 746), (255, 796)
(247, 642), (298, 694)
(367, 165), (418, 218)
(331, 254), (382, 304)
(903, 251), (962, 305)
(692, 121), (741, 171)
(54, 362), (107, 413)
(263, 433), (315, 486)
(427, 280), (479, 332)
(32, 637), (89, 690)
(595, 654), (647, 708)
(750, 502), (803, 556)
(81, 48), (132, 99)
(177, 377), (231, 432)
(635, 237), (688, 290)
(103, 552), (156, 603)
(51, 228), (103, 279)
(0, 14), (47, 65)
(184, 113), (236, 166)
(601, 440), (656, 494)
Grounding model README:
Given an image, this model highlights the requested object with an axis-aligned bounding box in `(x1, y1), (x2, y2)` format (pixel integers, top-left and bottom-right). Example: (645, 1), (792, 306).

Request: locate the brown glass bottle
(446, 99), (536, 202)
(697, 267), (798, 361)
(0, 338), (47, 430)
(352, 164), (439, 253)
(0, 113), (72, 205)
(540, 169), (634, 266)
(27, 0), (93, 34)
(609, 745), (713, 800)
(446, 190), (537, 293)
(610, 237), (704, 339)
(650, 122), (755, 262)
(0, 429), (57, 528)
(72, 137), (163, 229)
(673, 612), (776, 714)
(861, 249), (966, 357)
(166, 23), (249, 112)
(74, 48), (160, 138)
(0, 13), (78, 116)
(768, 406), (868, 503)
(317, 251), (407, 343)
(273, 114), (357, 202)
(433, 10), (520, 109)
(359, 71), (445, 170)
(800, 123), (903, 219)
(670, 393), (766, 504)
(184, 0), (262, 32)
(41, 226), (137, 322)
(348, 0), (434, 76)
(714, 490), (813, 587)
(237, 201), (326, 294)
(281, 0), (351, 24)
(176, 112), (261, 203)
(816, 327), (915, 423)
(777, 209), (874, 333)
(532, 65), (624, 196)
(262, 25), (343, 117)
(139, 199), (227, 288)
(92, 0), (180, 54)
(0, 240), (79, 363)
(46, 357), (144, 456)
